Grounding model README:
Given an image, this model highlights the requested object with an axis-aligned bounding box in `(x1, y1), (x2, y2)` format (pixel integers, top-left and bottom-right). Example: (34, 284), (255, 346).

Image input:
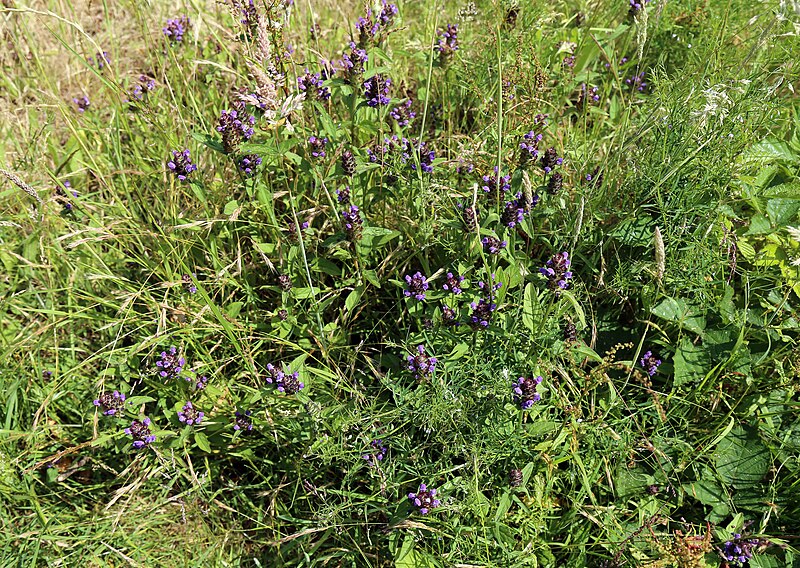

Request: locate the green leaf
(651, 297), (706, 334)
(345, 287), (362, 313)
(194, 431), (211, 453)
(767, 198), (800, 227)
(358, 226), (400, 253)
(226, 302), (244, 318)
(363, 269), (381, 288)
(673, 338), (710, 387)
(742, 139), (797, 164)
(191, 131), (226, 154)
(522, 282), (538, 334)
(715, 426), (770, 488)
(763, 181), (800, 199)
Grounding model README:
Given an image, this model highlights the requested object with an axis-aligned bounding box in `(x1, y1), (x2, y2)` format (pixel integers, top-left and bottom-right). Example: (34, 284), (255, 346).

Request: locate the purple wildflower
(194, 375), (209, 390)
(441, 304), (459, 326)
(720, 534), (761, 566)
(625, 71), (648, 93)
(297, 69), (331, 101)
(469, 277), (502, 329)
(177, 401), (204, 425)
(404, 272), (429, 301)
(640, 351), (661, 376)
(277, 371), (304, 394)
(342, 205), (363, 240)
(182, 273), (197, 294)
(55, 180), (78, 212)
(72, 96), (90, 113)
(458, 202), (479, 232)
(87, 51), (110, 70)
(355, 0), (397, 47)
(341, 150), (357, 176)
(125, 418), (156, 449)
(540, 147), (563, 174)
(407, 344), (437, 379)
(547, 172), (563, 195)
(167, 149), (197, 182)
(407, 483), (441, 515)
(285, 219), (310, 243)
(482, 167), (511, 204)
(562, 54), (576, 69)
(42, 370), (53, 379)
(155, 346), (186, 379)
(308, 135), (328, 158)
(217, 109), (255, 154)
(442, 272), (464, 295)
(540, 252), (573, 291)
(128, 75), (156, 103)
(481, 235), (507, 254)
(629, 0), (651, 16)
(337, 185), (351, 204)
(363, 74), (391, 107)
(389, 99), (416, 127)
(578, 83), (600, 107)
(519, 131), (543, 165)
(237, 153), (262, 176)
(93, 390), (126, 416)
(163, 16), (190, 43)
(435, 24), (458, 65)
(233, 410), (253, 431)
(362, 439), (387, 466)
(341, 42), (368, 83)
(513, 375), (543, 409)
(501, 193), (532, 228)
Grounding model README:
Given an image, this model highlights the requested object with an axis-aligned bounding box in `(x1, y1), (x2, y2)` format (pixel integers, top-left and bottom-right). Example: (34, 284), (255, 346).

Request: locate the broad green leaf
(522, 282), (537, 334)
(715, 426), (770, 488)
(673, 338), (710, 386)
(651, 297), (706, 334)
(742, 139), (797, 164)
(194, 431), (211, 453)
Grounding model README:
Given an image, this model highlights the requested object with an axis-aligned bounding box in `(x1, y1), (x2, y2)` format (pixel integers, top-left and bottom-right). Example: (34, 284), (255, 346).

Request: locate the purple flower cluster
(407, 483), (441, 515)
(629, 0), (651, 15)
(407, 344), (437, 379)
(639, 351), (662, 376)
(217, 109), (255, 154)
(720, 534), (760, 566)
(404, 272), (429, 300)
(167, 149), (198, 181)
(87, 51), (110, 70)
(233, 410), (253, 431)
(128, 75), (156, 103)
(513, 375), (543, 409)
(182, 273), (197, 294)
(364, 74), (391, 107)
(337, 186), (351, 204)
(626, 71), (648, 93)
(265, 363), (305, 394)
(308, 135), (328, 158)
(501, 192), (534, 228)
(178, 401), (204, 425)
(72, 96), (90, 113)
(441, 304), (459, 326)
(442, 272), (464, 295)
(56, 180), (78, 212)
(469, 277), (502, 329)
(390, 99), (416, 127)
(355, 0), (398, 47)
(519, 131), (543, 165)
(194, 375), (209, 390)
(163, 16), (190, 43)
(482, 167), (511, 204)
(435, 24), (458, 65)
(341, 150), (357, 176)
(482, 235), (507, 254)
(578, 83), (600, 106)
(297, 69), (331, 101)
(285, 219), (310, 243)
(540, 147), (564, 174)
(237, 153), (262, 176)
(458, 202), (479, 232)
(125, 418), (156, 449)
(341, 43), (368, 83)
(94, 391), (126, 416)
(155, 346), (186, 379)
(540, 252), (573, 291)
(399, 139), (435, 173)
(342, 205), (363, 240)
(362, 439), (387, 466)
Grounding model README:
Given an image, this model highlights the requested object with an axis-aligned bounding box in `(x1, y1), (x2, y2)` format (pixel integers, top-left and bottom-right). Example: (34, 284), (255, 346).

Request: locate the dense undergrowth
(2, 0), (800, 565)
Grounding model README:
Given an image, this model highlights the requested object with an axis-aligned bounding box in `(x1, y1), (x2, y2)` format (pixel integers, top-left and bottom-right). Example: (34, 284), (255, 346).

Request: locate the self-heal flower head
(276, 370), (304, 394)
(336, 185), (351, 204)
(540, 252), (573, 291)
(640, 351), (662, 377)
(87, 51), (110, 70)
(482, 236), (507, 254)
(435, 24), (458, 65)
(578, 83), (600, 107)
(297, 69), (331, 101)
(355, 0), (397, 47)
(125, 418), (156, 449)
(629, 0), (651, 16)
(308, 135), (328, 158)
(513, 376), (543, 409)
(519, 130), (543, 165)
(341, 150), (357, 176)
(407, 483), (441, 515)
(342, 205), (363, 240)
(341, 42), (368, 84)
(72, 96), (90, 113)
(167, 149), (197, 182)
(407, 344), (437, 379)
(540, 147), (564, 174)
(364, 74), (391, 107)
(390, 99), (416, 127)
(128, 75), (156, 104)
(720, 534), (761, 566)
(625, 71), (648, 93)
(442, 272), (464, 295)
(458, 202), (479, 232)
(177, 401), (204, 425)
(362, 439), (387, 466)
(469, 277), (502, 329)
(93, 390), (126, 416)
(217, 109), (255, 154)
(182, 273), (197, 294)
(441, 304), (459, 326)
(404, 272), (429, 301)
(163, 16), (190, 43)
(482, 166), (511, 204)
(155, 346), (185, 379)
(237, 153), (262, 177)
(233, 410), (253, 431)
(501, 192), (534, 228)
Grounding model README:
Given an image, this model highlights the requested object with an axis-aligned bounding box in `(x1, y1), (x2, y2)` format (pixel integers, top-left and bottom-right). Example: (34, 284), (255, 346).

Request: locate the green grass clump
(2, 0), (800, 565)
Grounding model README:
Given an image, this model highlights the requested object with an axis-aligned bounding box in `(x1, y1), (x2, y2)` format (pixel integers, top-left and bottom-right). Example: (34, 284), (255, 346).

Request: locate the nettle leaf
(651, 297), (706, 335)
(715, 426), (771, 488)
(767, 198), (800, 227)
(742, 138), (798, 164)
(673, 338), (711, 386)
(683, 478), (730, 522)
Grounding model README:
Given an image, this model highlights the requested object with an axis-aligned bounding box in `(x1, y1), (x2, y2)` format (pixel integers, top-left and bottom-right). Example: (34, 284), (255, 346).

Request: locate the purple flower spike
(540, 252), (573, 291)
(297, 69), (331, 101)
(362, 439), (388, 466)
(513, 376), (543, 409)
(640, 351), (662, 377)
(308, 135), (328, 158)
(407, 483), (441, 515)
(233, 410), (253, 431)
(177, 401), (204, 425)
(155, 346), (186, 379)
(125, 417), (156, 449)
(519, 130), (543, 165)
(167, 149), (197, 181)
(163, 16), (191, 43)
(404, 272), (429, 301)
(342, 205), (363, 240)
(407, 344), (438, 379)
(390, 99), (416, 127)
(94, 390), (126, 415)
(540, 147), (563, 174)
(237, 154), (262, 177)
(363, 74), (391, 107)
(720, 533), (761, 566)
(481, 166), (511, 204)
(72, 96), (90, 113)
(435, 24), (458, 65)
(217, 109), (256, 154)
(442, 272), (464, 295)
(469, 276), (502, 329)
(482, 236), (507, 254)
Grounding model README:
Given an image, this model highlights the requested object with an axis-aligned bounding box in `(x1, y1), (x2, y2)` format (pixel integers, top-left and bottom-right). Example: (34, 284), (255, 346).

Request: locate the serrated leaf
(673, 338), (710, 386)
(715, 426), (770, 488)
(742, 139), (797, 164)
(651, 297), (706, 334)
